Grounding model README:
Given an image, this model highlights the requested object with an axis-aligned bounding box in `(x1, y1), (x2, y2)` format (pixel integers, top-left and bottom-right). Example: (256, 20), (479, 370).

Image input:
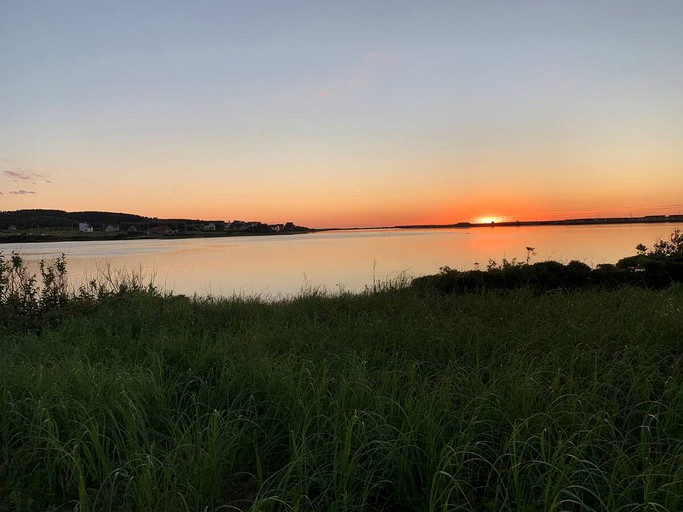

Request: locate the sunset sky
(1, 1), (682, 228)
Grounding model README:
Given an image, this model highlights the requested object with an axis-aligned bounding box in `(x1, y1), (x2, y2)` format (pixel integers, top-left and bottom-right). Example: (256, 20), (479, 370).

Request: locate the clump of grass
(2, 281), (682, 511)
(0, 252), (70, 332)
(0, 252), (159, 333)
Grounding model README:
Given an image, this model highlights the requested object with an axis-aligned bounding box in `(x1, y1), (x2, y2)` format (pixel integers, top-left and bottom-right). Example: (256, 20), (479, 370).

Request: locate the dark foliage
(413, 229), (683, 293)
(0, 209), (148, 230)
(0, 209), (227, 231)
(0, 252), (158, 333)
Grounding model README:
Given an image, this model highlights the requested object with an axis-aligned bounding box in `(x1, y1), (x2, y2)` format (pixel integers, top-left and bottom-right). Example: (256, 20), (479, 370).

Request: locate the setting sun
(476, 217), (500, 224)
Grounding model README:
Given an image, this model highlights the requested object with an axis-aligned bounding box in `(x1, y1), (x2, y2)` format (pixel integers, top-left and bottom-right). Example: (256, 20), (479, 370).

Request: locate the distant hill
(0, 209), (148, 229)
(0, 209), (222, 230)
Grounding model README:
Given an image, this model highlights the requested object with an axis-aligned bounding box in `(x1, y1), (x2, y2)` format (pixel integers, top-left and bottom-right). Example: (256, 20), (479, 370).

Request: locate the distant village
(71, 220), (304, 236)
(0, 210), (311, 241)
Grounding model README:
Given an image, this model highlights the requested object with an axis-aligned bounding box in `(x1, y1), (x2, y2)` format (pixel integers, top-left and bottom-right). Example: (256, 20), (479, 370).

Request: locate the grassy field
(1, 281), (682, 511)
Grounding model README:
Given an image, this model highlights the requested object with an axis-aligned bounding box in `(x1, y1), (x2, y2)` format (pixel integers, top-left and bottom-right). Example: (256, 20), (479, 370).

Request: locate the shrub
(616, 229), (683, 287)
(413, 230), (683, 294)
(0, 252), (158, 333)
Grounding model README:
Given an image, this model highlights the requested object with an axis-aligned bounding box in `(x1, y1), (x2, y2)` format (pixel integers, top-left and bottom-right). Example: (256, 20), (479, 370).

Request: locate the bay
(2, 223), (681, 298)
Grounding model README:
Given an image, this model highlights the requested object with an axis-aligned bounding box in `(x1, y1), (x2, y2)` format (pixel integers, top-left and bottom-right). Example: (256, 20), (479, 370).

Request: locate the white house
(203, 223), (216, 231)
(105, 224), (118, 233)
(79, 222), (94, 233)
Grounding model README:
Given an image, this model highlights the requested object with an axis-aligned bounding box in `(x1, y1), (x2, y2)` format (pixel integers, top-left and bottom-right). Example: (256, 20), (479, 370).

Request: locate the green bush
(414, 230), (683, 293)
(0, 252), (158, 333)
(0, 252), (61, 332)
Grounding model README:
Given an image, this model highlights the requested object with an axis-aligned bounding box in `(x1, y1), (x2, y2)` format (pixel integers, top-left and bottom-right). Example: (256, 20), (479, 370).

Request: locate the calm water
(2, 223), (681, 298)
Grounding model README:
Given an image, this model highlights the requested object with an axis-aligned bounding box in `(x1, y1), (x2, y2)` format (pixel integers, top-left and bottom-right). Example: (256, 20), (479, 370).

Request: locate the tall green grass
(2, 282), (682, 511)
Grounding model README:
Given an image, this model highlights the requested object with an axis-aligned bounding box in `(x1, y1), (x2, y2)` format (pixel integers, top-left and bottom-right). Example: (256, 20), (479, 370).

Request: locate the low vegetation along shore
(1, 233), (682, 511)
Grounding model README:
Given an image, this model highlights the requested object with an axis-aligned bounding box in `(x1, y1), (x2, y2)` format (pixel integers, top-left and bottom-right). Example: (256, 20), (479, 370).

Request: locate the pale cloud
(315, 51), (399, 98)
(9, 189), (36, 195)
(2, 166), (51, 184)
(347, 51), (396, 91)
(4, 169), (31, 180)
(0, 164), (52, 185)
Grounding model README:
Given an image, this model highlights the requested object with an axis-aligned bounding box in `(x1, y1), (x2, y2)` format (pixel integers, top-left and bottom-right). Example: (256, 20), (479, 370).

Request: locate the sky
(1, 0), (682, 228)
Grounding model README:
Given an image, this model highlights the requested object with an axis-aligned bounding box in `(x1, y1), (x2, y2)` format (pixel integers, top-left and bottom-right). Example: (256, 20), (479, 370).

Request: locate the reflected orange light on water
(2, 223), (681, 297)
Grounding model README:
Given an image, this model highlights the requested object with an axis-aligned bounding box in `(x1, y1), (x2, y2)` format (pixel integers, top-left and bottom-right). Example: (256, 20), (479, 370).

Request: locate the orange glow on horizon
(476, 217), (501, 224)
(7, 177), (683, 230)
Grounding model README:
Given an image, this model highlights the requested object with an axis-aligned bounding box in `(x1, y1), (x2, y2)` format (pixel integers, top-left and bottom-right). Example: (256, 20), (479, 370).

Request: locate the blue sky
(1, 1), (682, 226)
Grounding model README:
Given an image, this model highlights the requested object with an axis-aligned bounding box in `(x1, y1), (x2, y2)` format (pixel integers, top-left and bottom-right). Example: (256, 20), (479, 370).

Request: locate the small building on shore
(226, 220), (248, 231)
(79, 222), (93, 233)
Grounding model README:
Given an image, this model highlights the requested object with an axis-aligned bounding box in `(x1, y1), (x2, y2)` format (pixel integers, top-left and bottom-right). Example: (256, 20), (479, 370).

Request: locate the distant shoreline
(0, 229), (315, 245)
(319, 215), (683, 232)
(1, 215), (681, 244)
